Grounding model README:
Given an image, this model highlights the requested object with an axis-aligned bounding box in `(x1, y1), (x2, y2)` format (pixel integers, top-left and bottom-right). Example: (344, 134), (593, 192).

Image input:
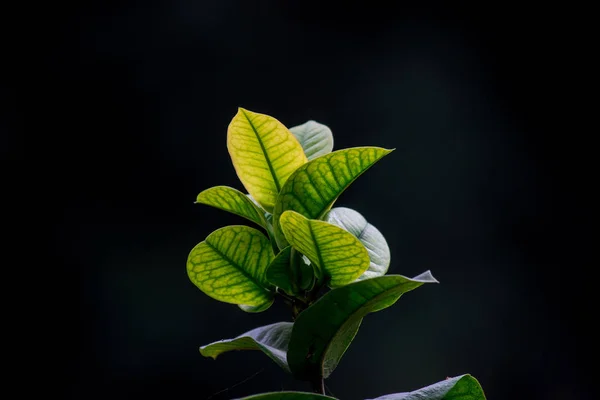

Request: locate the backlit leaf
(280, 211), (370, 287)
(238, 300), (275, 313)
(228, 108), (308, 212)
(196, 186), (268, 230)
(187, 226), (274, 308)
(273, 147), (393, 248)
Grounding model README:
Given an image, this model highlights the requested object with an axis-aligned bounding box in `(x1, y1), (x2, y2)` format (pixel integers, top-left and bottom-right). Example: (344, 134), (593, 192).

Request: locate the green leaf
(365, 374), (486, 400)
(323, 207), (390, 280)
(238, 299), (275, 313)
(187, 226), (274, 308)
(296, 251), (315, 290)
(287, 272), (438, 380)
(228, 108), (308, 212)
(266, 247), (315, 296)
(246, 193), (279, 253)
(273, 147), (393, 248)
(196, 186), (268, 230)
(266, 246), (297, 294)
(265, 215), (279, 254)
(280, 210), (370, 288)
(200, 322), (293, 373)
(289, 120), (334, 160)
(235, 392), (337, 400)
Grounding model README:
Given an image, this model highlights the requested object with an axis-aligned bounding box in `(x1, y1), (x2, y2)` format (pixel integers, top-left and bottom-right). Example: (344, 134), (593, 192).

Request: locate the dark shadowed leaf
(287, 272), (438, 380)
(266, 246), (314, 296)
(266, 246), (296, 294)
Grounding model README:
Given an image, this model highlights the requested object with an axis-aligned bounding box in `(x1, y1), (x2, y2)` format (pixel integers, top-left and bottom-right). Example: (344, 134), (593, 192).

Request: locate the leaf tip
(413, 270), (439, 284)
(237, 106), (254, 118)
(199, 347), (218, 360)
(233, 107), (249, 121)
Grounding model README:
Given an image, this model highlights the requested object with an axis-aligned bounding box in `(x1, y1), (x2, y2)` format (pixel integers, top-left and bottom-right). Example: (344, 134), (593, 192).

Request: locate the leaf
(287, 272), (438, 380)
(200, 322), (293, 373)
(266, 247), (315, 296)
(238, 299), (275, 313)
(323, 207), (390, 280)
(279, 211), (370, 288)
(273, 147), (393, 248)
(365, 374), (486, 400)
(297, 252), (316, 291)
(187, 226), (274, 308)
(235, 392), (337, 400)
(246, 193), (279, 252)
(228, 108), (308, 212)
(289, 120), (334, 160)
(196, 186), (268, 230)
(265, 246), (297, 294)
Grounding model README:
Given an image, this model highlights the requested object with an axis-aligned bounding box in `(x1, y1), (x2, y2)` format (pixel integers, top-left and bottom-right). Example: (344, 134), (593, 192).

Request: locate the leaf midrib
(241, 108), (281, 192)
(197, 187), (266, 228)
(204, 239), (271, 297)
(311, 148), (393, 220)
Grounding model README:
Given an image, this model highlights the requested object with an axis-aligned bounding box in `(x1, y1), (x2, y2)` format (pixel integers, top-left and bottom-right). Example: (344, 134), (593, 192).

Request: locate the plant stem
(276, 288), (297, 304)
(311, 377), (325, 395)
(276, 288), (308, 320)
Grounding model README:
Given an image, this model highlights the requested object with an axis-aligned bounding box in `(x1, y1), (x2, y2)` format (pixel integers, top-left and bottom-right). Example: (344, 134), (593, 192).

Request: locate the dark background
(11, 1), (592, 399)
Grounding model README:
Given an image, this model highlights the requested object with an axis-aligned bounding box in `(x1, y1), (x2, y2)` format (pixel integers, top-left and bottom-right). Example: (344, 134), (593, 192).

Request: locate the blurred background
(15, 1), (592, 399)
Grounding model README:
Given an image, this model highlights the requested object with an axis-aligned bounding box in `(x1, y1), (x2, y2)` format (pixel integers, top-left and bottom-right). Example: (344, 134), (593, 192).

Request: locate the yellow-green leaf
(187, 226), (274, 307)
(273, 147), (393, 248)
(228, 108), (308, 212)
(279, 211), (370, 287)
(238, 299), (275, 313)
(196, 186), (268, 230)
(323, 207), (390, 280)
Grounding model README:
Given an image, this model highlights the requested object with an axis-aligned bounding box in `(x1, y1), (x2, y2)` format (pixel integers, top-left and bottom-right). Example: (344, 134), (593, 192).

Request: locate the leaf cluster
(187, 109), (486, 399)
